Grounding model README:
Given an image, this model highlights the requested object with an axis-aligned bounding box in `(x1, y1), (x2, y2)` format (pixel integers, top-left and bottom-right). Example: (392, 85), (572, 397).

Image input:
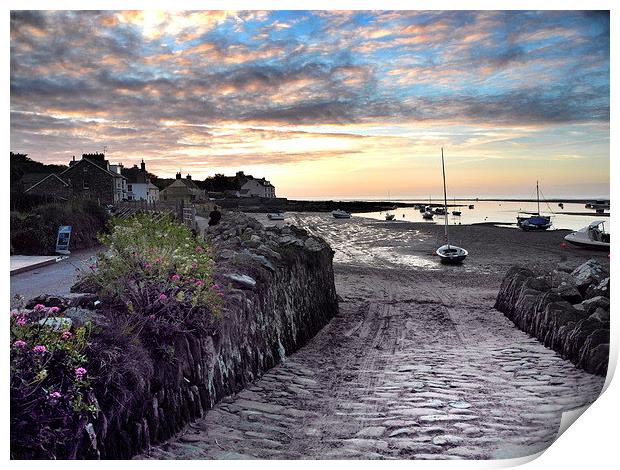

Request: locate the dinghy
(267, 211), (285, 220)
(435, 148), (468, 264)
(332, 209), (352, 219)
(565, 221), (610, 250)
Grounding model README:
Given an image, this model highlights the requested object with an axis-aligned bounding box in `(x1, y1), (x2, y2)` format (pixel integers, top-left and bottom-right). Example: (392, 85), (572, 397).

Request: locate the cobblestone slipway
(140, 214), (605, 460)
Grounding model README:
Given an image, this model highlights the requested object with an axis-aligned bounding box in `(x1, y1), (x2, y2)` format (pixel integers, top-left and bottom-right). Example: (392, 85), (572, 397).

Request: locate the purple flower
(170, 274), (181, 281)
(10, 310), (19, 318)
(144, 262), (152, 269)
(16, 318), (27, 326)
(33, 345), (47, 354)
(75, 367), (87, 379)
(33, 304), (46, 312)
(49, 391), (62, 400)
(13, 340), (26, 349)
(48, 306), (60, 314)
(61, 331), (72, 340)
(158, 293), (167, 301)
(195, 280), (205, 287)
(211, 283), (221, 290)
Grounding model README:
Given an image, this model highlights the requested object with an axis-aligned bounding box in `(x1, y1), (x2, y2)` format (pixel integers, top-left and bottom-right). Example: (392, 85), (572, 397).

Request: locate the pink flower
(61, 331), (72, 340)
(13, 340), (26, 349)
(89, 264), (97, 270)
(33, 304), (45, 312)
(16, 318), (27, 326)
(155, 257), (162, 263)
(49, 306), (60, 314)
(33, 345), (47, 354)
(10, 310), (19, 318)
(211, 283), (221, 290)
(195, 280), (205, 287)
(49, 391), (62, 400)
(170, 274), (181, 281)
(158, 293), (168, 301)
(144, 262), (152, 269)
(195, 246), (204, 253)
(75, 367), (87, 379)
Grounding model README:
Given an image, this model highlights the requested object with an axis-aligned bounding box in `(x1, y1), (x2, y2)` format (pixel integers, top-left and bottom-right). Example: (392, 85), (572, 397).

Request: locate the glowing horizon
(10, 10), (610, 198)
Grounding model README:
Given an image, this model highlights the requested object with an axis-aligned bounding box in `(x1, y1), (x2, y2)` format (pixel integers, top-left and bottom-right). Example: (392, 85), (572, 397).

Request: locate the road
(10, 248), (101, 305)
(139, 214), (605, 460)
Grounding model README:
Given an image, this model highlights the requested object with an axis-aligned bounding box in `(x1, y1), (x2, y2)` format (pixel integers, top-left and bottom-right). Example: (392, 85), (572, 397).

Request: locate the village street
(140, 214), (606, 460)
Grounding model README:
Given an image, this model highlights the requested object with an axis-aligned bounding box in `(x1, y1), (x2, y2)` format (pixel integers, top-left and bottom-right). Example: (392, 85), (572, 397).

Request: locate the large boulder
(571, 260), (609, 295)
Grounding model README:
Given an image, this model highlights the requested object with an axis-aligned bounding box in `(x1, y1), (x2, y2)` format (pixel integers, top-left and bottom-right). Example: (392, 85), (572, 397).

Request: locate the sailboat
(516, 181), (552, 231)
(451, 198), (462, 216)
(385, 191), (395, 220)
(436, 148), (468, 263)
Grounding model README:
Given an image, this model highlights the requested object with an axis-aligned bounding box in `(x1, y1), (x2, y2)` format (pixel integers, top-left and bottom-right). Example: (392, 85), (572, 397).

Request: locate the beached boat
(332, 209), (352, 219)
(564, 221), (610, 250)
(516, 182), (552, 231)
(267, 211), (285, 220)
(385, 192), (395, 220)
(436, 148), (468, 264)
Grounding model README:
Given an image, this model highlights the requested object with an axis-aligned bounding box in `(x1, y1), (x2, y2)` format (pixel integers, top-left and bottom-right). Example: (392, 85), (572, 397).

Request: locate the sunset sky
(10, 10), (610, 198)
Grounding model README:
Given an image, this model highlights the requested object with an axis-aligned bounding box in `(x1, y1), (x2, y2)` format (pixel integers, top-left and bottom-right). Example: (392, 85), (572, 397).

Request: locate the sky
(10, 10), (610, 198)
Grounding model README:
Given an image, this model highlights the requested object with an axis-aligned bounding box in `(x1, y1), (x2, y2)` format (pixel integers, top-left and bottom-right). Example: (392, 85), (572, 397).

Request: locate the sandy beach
(140, 213), (608, 460)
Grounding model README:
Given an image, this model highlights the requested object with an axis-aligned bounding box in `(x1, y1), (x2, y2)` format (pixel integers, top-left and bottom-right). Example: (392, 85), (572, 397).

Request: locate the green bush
(10, 302), (96, 459)
(10, 199), (108, 255)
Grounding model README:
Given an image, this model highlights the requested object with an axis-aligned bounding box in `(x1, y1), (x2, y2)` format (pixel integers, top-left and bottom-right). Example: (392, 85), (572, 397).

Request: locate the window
(83, 181), (90, 190)
(128, 184), (133, 192)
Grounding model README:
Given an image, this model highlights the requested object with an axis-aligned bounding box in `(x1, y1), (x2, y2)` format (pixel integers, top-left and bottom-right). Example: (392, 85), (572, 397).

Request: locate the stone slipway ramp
(139, 214), (605, 460)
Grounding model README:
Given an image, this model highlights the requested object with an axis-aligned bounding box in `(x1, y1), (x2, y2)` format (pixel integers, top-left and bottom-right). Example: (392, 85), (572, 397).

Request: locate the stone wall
(495, 259), (610, 376)
(61, 212), (337, 458)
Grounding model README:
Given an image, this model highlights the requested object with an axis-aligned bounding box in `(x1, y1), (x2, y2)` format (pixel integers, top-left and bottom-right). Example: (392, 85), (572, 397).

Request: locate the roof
(589, 220), (606, 227)
(60, 158), (127, 179)
(122, 165), (148, 184)
(148, 182), (159, 190)
(24, 173), (69, 192)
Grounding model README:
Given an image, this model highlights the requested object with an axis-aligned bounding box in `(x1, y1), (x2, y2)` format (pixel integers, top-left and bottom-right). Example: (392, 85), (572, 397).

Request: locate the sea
(295, 198), (609, 231)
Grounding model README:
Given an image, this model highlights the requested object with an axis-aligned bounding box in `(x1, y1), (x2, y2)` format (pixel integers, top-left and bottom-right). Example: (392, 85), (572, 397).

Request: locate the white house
(122, 160), (160, 203)
(239, 176), (276, 198)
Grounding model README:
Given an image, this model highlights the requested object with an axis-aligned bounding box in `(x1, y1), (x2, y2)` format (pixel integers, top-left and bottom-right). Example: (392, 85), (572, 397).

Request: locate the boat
(564, 220), (610, 250)
(468, 205), (474, 209)
(558, 203), (564, 209)
(385, 192), (396, 220)
(267, 211), (285, 220)
(422, 210), (434, 220)
(452, 198), (461, 216)
(434, 207), (446, 215)
(435, 148), (468, 264)
(332, 209), (352, 219)
(516, 181), (552, 231)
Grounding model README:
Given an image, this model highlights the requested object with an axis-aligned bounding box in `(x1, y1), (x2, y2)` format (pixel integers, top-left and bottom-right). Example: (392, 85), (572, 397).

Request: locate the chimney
(186, 174), (192, 180)
(236, 171), (244, 177)
(176, 172), (182, 179)
(140, 159), (146, 172)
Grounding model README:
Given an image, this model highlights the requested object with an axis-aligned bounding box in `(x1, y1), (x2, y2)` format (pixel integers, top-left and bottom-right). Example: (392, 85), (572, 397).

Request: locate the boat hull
(564, 233), (610, 251)
(436, 245), (468, 264)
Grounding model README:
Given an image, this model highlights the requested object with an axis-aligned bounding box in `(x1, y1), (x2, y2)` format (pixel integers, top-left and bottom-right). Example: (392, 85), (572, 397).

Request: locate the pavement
(10, 255), (62, 276)
(10, 247), (101, 305)
(139, 213), (605, 460)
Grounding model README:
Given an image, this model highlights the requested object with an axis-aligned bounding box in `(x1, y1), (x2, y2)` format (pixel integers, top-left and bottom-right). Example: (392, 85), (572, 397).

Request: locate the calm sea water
(356, 200), (609, 231)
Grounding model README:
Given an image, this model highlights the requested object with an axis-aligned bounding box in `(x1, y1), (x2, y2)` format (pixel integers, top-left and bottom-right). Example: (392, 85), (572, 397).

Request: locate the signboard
(55, 225), (72, 255)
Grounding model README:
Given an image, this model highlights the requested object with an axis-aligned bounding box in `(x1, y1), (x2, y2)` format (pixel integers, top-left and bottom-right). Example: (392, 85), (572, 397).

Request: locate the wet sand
(141, 213), (607, 460)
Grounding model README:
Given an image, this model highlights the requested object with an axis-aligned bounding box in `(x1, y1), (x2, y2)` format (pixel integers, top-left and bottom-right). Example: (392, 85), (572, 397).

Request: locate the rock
(250, 254), (276, 273)
(37, 316), (72, 331)
(218, 249), (235, 260)
(552, 285), (582, 304)
(223, 273), (257, 290)
(581, 296), (610, 315)
(557, 260), (578, 273)
(571, 260), (608, 294)
(586, 277), (610, 299)
(63, 307), (101, 327)
(304, 237), (324, 252)
(590, 308), (610, 322)
(432, 435), (465, 446)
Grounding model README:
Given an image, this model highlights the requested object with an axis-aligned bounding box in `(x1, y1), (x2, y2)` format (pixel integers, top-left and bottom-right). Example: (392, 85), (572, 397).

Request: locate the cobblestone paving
(140, 215), (605, 460)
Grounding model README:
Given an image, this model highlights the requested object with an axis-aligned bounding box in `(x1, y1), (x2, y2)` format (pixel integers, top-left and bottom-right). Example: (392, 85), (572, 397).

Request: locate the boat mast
(536, 181), (540, 215)
(441, 148), (449, 246)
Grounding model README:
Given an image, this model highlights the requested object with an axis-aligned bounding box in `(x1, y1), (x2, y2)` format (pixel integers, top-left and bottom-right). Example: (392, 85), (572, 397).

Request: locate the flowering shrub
(10, 302), (97, 459)
(78, 214), (222, 335)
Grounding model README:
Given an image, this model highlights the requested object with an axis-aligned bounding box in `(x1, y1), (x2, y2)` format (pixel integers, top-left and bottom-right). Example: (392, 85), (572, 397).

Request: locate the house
(122, 160), (160, 203)
(25, 153), (127, 204)
(160, 173), (205, 203)
(236, 171), (276, 198)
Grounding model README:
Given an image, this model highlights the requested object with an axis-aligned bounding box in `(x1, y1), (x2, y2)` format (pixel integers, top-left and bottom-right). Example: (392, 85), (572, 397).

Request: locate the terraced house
(25, 153), (127, 204)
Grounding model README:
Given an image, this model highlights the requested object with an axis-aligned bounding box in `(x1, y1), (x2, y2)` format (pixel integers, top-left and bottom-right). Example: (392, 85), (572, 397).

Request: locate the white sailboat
(385, 191), (395, 220)
(436, 148), (468, 264)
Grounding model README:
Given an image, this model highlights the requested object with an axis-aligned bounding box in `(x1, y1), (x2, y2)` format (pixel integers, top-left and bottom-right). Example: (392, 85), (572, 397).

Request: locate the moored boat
(267, 211), (285, 220)
(332, 209), (352, 219)
(435, 148), (468, 264)
(564, 221), (610, 250)
(517, 181), (552, 231)
(422, 210), (434, 220)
